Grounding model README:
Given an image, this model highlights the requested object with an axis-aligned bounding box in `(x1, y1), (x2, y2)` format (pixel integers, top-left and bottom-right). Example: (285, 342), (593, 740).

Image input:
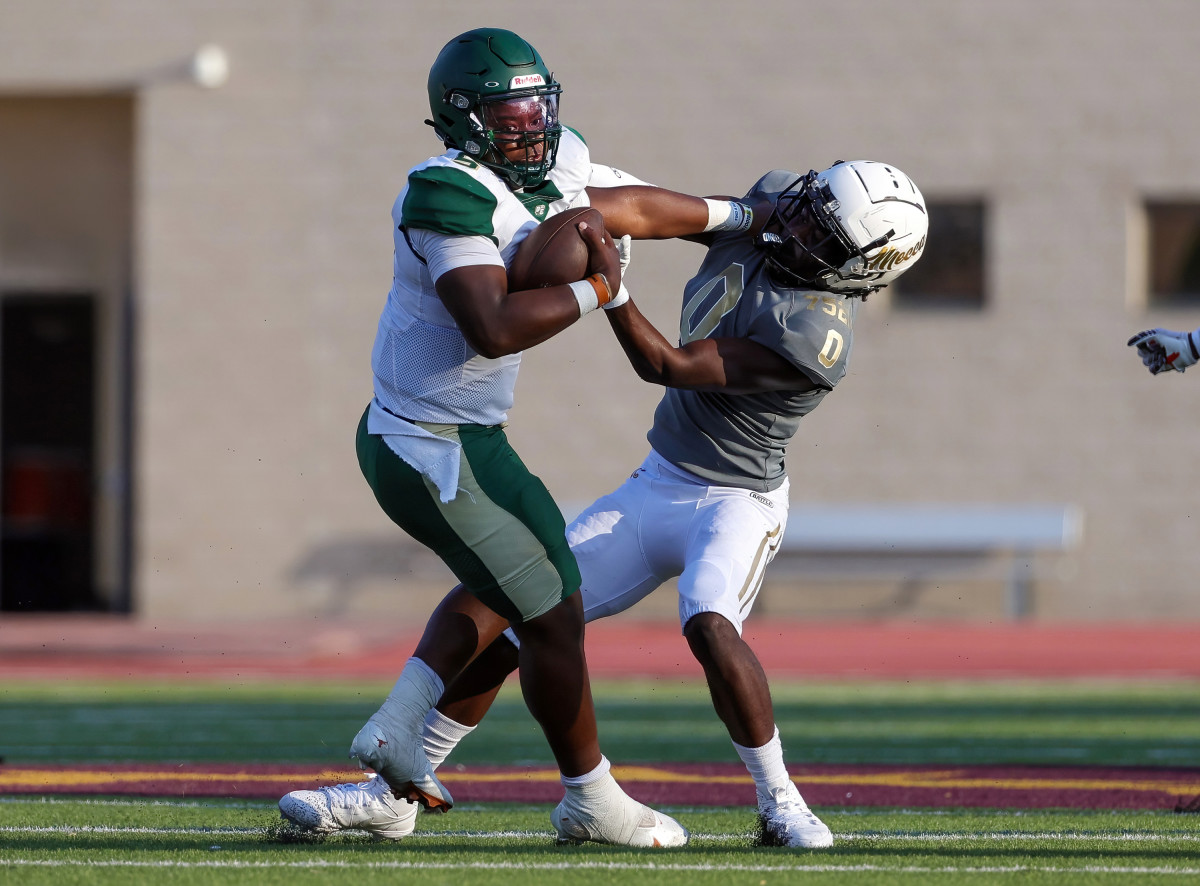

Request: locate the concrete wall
(0, 0), (1197, 622)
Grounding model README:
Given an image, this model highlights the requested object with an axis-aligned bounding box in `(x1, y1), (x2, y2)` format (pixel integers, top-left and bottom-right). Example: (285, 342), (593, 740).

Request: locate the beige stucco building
(1, 0), (1198, 623)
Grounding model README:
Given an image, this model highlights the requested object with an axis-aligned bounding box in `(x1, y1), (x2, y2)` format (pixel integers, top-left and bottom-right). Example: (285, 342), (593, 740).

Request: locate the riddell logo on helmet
(509, 74), (546, 88)
(866, 235), (927, 272)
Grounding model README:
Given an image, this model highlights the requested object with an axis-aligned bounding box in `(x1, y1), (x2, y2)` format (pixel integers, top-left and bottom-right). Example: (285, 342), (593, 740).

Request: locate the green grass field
(3, 679), (1198, 767)
(2, 679), (1199, 883)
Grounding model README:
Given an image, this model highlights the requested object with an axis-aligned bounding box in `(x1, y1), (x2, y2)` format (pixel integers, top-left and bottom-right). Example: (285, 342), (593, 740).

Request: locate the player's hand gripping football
(1127, 327), (1200, 375)
(577, 219), (624, 306)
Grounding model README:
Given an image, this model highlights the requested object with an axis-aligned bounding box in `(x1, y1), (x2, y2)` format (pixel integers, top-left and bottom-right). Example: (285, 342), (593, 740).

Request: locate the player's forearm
(588, 186), (711, 239)
(439, 265), (598, 358)
(604, 302), (725, 389)
(458, 288), (588, 357)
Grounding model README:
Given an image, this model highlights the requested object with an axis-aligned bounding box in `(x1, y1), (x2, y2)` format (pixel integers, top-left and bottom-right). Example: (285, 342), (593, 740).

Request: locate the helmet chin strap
(843, 229), (896, 277)
(860, 229), (896, 253)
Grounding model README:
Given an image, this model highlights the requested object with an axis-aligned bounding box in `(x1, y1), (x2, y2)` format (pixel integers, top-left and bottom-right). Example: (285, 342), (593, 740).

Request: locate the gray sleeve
(747, 295), (848, 390)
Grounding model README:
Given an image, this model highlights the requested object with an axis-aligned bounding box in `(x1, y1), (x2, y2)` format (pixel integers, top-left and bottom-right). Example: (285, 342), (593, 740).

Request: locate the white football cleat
(757, 782), (833, 849)
(278, 774), (418, 840)
(552, 774), (689, 848)
(349, 716), (453, 812)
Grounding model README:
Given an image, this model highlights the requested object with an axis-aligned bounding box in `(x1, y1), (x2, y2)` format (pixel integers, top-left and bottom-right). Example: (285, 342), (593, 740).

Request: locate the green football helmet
(426, 28), (563, 189)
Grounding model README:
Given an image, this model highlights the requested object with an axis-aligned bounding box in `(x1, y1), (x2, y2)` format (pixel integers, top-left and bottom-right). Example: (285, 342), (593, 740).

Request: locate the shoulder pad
(748, 169), (804, 202)
(546, 128), (591, 204)
(401, 159), (500, 237)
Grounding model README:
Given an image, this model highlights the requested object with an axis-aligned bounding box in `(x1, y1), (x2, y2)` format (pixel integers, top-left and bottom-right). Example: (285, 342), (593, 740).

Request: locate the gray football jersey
(647, 170), (858, 492)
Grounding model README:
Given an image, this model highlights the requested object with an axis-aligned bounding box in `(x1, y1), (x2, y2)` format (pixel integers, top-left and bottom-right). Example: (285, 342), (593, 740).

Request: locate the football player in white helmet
(282, 160), (928, 850)
(758, 161), (927, 294)
(1128, 327), (1200, 375)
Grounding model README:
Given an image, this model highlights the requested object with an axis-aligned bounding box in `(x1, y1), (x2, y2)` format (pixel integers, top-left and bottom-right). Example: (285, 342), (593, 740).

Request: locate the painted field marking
(1, 859), (1200, 876)
(3, 824), (1198, 844)
(4, 764), (1198, 799)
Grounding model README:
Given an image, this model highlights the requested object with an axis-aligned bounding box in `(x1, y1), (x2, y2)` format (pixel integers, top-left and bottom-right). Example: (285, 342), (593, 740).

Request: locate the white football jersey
(371, 129), (592, 426)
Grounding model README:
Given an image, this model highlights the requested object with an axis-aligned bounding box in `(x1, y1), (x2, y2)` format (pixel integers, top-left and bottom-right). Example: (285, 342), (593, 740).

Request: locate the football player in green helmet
(424, 27), (563, 189)
(277, 28), (769, 848)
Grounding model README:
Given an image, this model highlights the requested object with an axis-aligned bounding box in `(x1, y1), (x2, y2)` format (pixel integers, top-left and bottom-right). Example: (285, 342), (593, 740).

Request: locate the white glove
(1127, 327), (1200, 375)
(604, 235), (632, 309)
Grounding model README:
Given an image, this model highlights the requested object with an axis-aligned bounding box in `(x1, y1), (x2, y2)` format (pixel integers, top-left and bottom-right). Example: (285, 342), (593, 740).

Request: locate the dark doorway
(1, 294), (98, 610)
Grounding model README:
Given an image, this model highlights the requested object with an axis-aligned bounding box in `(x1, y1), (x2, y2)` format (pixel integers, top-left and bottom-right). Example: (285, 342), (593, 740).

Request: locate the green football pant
(355, 407), (580, 623)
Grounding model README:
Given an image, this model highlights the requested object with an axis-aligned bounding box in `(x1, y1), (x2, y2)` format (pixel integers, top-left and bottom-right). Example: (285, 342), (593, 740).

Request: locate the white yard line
(2, 824), (1198, 843)
(0, 859), (1199, 875)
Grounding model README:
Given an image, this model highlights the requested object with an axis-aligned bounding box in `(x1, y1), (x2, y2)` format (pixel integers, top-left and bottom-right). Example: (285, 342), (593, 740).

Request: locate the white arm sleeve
(409, 228), (505, 282)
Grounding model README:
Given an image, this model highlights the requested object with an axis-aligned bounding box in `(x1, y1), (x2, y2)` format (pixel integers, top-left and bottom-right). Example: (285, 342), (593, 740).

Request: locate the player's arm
(586, 184), (771, 243)
(435, 224), (622, 359)
(603, 299), (819, 395)
(586, 185), (707, 240)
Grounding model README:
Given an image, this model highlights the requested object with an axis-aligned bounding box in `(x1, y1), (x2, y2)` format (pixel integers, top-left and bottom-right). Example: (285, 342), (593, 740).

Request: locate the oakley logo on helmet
(510, 74), (546, 88)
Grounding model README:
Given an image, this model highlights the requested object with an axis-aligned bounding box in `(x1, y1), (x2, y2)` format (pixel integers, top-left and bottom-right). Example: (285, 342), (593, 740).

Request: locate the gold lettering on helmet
(866, 234), (927, 272)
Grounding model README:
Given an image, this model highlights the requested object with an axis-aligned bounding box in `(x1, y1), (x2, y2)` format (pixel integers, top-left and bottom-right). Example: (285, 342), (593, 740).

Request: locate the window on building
(889, 201), (986, 309)
(1146, 202), (1200, 306)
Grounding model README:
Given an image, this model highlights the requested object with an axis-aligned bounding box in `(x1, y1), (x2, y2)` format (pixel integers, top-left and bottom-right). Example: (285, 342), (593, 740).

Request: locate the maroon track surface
(3, 616), (1198, 812)
(2, 615), (1199, 680)
(4, 762), (1200, 811)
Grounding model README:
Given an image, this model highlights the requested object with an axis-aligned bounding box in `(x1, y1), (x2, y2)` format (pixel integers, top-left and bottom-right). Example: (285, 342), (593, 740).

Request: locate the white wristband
(703, 199), (753, 233)
(568, 279), (599, 315)
(569, 274), (612, 317)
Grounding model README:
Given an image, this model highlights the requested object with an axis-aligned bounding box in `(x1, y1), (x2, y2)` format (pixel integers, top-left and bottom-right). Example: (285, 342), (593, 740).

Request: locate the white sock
(560, 755), (612, 790)
(422, 708), (476, 769)
(732, 726), (793, 800)
(375, 657), (445, 734)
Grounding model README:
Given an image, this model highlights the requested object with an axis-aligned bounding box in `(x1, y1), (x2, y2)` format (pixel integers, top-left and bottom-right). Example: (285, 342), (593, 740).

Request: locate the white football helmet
(760, 160), (928, 294)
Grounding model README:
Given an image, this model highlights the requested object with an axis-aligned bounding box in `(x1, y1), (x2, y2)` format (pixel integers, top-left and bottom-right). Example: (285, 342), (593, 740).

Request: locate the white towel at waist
(366, 398), (461, 502)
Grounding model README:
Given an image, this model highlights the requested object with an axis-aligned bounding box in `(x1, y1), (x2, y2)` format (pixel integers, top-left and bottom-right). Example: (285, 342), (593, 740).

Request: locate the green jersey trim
(401, 162), (500, 241)
(514, 178), (565, 221)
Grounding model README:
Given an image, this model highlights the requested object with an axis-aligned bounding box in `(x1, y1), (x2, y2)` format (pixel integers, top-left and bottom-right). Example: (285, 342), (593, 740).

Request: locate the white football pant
(568, 450), (788, 634)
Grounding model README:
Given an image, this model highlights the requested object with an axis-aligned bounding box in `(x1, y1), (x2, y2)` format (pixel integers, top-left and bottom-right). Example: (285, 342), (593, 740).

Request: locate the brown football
(507, 206), (602, 291)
